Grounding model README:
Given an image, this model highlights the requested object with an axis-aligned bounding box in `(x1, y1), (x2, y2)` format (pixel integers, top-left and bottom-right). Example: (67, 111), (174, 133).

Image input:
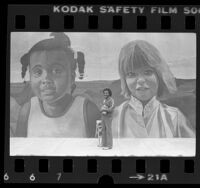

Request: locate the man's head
(103, 88), (112, 99)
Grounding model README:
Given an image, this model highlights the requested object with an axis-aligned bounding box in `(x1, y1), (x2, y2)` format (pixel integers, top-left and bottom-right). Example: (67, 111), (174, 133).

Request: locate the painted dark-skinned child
(15, 32), (100, 137)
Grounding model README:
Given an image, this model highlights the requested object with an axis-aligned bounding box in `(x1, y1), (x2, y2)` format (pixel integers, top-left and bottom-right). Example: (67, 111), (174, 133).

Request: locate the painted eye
(127, 72), (137, 78)
(52, 68), (63, 74)
(32, 68), (43, 77)
(144, 70), (154, 76)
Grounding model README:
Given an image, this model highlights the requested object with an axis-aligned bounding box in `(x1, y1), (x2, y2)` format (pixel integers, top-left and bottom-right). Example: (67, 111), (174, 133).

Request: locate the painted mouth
(136, 87), (149, 91)
(41, 89), (55, 95)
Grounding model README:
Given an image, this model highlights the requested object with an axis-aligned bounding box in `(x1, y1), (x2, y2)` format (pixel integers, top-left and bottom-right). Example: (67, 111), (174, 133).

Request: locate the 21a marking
(147, 174), (168, 181)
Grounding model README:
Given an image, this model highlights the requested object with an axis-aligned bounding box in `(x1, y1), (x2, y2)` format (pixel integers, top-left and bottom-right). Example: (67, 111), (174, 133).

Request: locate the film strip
(3, 2), (200, 184)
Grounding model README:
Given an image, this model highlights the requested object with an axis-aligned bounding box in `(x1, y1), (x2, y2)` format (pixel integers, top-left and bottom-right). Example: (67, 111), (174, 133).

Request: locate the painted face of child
(125, 66), (158, 102)
(29, 50), (72, 103)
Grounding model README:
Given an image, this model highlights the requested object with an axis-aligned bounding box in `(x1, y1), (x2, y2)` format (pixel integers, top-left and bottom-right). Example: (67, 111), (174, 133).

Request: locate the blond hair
(118, 40), (177, 99)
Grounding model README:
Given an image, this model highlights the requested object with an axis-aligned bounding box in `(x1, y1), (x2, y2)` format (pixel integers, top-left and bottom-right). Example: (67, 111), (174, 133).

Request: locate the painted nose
(41, 72), (53, 85)
(137, 75), (146, 84)
(42, 79), (53, 85)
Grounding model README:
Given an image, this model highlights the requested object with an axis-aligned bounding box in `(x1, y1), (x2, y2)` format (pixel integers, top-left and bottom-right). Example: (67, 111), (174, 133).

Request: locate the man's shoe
(102, 147), (112, 150)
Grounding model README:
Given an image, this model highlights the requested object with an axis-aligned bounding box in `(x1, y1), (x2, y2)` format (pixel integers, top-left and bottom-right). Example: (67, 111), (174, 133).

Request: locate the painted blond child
(112, 40), (195, 138)
(15, 33), (100, 137)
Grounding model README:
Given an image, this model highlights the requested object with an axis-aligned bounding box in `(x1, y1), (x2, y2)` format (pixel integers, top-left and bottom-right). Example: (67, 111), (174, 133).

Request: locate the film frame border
(3, 3), (200, 184)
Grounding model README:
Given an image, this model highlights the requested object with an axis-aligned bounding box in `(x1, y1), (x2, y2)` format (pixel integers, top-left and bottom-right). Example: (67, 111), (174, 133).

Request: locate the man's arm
(107, 98), (115, 112)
